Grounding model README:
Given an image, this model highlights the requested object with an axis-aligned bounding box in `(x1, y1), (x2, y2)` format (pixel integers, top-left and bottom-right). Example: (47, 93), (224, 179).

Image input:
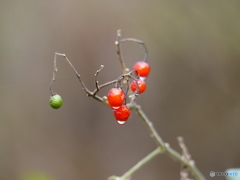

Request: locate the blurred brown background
(0, 1), (240, 180)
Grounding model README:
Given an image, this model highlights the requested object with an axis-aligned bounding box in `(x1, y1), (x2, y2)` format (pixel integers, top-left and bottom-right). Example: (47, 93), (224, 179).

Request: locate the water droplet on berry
(112, 106), (120, 110)
(117, 121), (127, 125)
(140, 77), (146, 81)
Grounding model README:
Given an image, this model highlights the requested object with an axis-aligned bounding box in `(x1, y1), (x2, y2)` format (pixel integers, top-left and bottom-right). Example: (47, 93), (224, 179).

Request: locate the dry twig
(49, 30), (206, 180)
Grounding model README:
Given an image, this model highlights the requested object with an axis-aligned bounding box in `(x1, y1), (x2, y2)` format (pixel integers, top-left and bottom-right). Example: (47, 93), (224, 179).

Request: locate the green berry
(49, 94), (63, 109)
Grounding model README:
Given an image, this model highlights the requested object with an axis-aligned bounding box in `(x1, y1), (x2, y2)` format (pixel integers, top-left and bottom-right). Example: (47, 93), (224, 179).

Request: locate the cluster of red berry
(107, 61), (150, 125)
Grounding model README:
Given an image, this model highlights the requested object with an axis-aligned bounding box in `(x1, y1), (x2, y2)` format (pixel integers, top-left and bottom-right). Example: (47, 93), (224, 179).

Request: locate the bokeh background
(0, 1), (240, 180)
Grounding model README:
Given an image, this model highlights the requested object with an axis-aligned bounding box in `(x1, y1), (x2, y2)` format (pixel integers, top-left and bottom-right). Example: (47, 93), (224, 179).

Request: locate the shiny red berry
(133, 61), (151, 77)
(107, 88), (125, 108)
(114, 105), (131, 124)
(130, 79), (147, 94)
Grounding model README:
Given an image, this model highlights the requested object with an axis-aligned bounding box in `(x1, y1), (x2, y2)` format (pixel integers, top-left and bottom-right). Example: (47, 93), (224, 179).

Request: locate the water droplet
(112, 106), (120, 110)
(140, 77), (147, 81)
(117, 121), (127, 125)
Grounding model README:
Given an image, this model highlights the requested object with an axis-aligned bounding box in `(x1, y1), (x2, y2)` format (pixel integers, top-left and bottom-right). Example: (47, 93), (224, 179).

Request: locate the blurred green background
(0, 1), (240, 180)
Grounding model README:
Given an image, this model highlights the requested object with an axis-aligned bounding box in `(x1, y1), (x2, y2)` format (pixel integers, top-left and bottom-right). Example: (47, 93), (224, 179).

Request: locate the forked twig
(93, 65), (104, 96)
(50, 53), (141, 104)
(50, 31), (205, 180)
(109, 103), (205, 180)
(111, 31), (205, 180)
(50, 52), (104, 103)
(115, 30), (128, 73)
(115, 30), (148, 74)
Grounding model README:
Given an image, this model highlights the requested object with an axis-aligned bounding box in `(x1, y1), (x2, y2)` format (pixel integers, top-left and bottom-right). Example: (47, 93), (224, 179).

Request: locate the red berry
(133, 61), (151, 77)
(107, 88), (125, 108)
(130, 79), (147, 94)
(114, 105), (131, 122)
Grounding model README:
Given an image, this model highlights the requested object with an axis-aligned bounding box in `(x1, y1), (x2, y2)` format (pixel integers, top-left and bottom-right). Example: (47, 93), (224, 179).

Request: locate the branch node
(189, 160), (195, 166)
(165, 143), (170, 148)
(93, 65), (105, 96)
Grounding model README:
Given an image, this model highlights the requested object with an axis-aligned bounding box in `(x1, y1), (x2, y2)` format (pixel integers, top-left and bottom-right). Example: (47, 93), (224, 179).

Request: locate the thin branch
(166, 146), (204, 180)
(49, 52), (58, 95)
(115, 30), (148, 74)
(129, 103), (166, 150)
(109, 147), (163, 180)
(119, 38), (148, 62)
(92, 71), (135, 95)
(51, 32), (205, 180)
(121, 147), (163, 179)
(57, 53), (89, 91)
(98, 79), (119, 89)
(50, 52), (104, 103)
(93, 65), (104, 96)
(178, 137), (193, 180)
(127, 103), (206, 180)
(50, 53), (137, 104)
(115, 30), (128, 74)
(178, 137), (192, 161)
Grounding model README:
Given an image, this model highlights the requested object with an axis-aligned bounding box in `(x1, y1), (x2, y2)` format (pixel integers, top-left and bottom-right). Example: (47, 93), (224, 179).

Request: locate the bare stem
(51, 32), (205, 180)
(115, 30), (128, 73)
(178, 137), (192, 161)
(115, 30), (148, 74)
(129, 103), (166, 150)
(178, 137), (194, 180)
(121, 147), (163, 179)
(50, 53), (138, 104)
(108, 147), (163, 180)
(125, 103), (206, 180)
(93, 65), (104, 96)
(166, 146), (205, 180)
(50, 52), (104, 103)
(120, 38), (148, 62)
(108, 103), (206, 180)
